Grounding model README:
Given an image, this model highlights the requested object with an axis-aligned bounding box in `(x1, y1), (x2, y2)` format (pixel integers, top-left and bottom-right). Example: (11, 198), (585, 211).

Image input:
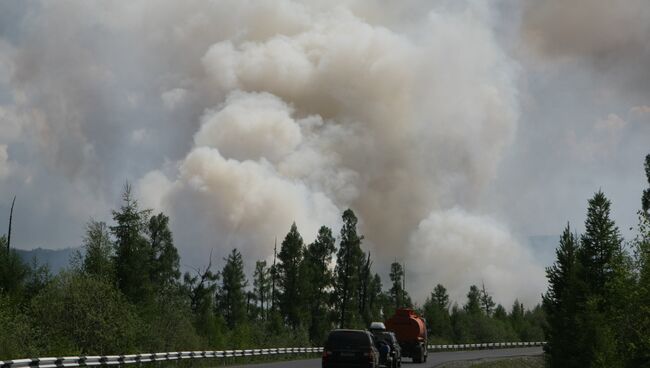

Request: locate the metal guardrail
(0, 348), (323, 368)
(0, 342), (546, 368)
(428, 341), (546, 350)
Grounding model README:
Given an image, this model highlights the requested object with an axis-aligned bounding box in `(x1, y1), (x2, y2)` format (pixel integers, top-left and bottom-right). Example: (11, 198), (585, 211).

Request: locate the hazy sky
(0, 0), (648, 306)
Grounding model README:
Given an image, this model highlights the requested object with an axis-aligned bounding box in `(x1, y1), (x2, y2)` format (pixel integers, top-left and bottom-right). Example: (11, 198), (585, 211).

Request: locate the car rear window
(326, 331), (371, 349)
(373, 332), (391, 343)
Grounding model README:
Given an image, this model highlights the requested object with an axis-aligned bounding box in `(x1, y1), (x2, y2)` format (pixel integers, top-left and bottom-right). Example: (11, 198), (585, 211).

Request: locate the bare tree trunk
(7, 196), (15, 252)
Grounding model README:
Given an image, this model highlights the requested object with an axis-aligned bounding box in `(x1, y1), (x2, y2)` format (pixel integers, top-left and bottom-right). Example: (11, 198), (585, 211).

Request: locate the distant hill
(15, 247), (81, 273)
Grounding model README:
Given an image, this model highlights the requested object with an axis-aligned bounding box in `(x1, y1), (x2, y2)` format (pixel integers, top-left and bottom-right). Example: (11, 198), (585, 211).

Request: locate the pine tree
(578, 191), (624, 295)
(253, 260), (270, 321)
(575, 191), (629, 367)
(542, 224), (581, 368)
(423, 284), (452, 341)
(464, 285), (482, 315)
(366, 274), (383, 323)
(111, 184), (153, 303)
(147, 213), (181, 291)
(277, 222), (304, 329)
(389, 261), (407, 309)
(303, 226), (336, 342)
(358, 253), (373, 324)
(480, 283), (495, 316)
(335, 209), (365, 328)
(218, 248), (248, 329)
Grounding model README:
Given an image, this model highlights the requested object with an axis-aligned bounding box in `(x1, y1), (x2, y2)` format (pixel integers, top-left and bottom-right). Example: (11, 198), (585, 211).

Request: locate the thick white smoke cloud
(133, 0), (543, 305)
(0, 0), (547, 305)
(408, 208), (545, 305)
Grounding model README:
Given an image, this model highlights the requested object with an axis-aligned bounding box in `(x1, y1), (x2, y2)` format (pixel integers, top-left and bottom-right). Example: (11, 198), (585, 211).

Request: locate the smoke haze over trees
(0, 186), (546, 358)
(7, 0), (650, 308)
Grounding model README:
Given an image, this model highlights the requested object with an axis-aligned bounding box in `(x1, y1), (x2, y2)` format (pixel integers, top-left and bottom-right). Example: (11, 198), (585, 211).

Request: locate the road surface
(229, 347), (543, 367)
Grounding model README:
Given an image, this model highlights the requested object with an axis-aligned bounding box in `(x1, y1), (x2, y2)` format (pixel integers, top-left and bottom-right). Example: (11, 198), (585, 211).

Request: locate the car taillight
(322, 350), (332, 359)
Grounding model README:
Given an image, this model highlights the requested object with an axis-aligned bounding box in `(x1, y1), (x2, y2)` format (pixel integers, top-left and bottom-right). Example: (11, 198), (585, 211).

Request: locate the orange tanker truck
(385, 308), (428, 363)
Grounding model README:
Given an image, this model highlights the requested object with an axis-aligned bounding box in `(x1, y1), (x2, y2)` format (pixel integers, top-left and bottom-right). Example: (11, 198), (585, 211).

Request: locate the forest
(1, 154), (649, 368)
(0, 190), (543, 359)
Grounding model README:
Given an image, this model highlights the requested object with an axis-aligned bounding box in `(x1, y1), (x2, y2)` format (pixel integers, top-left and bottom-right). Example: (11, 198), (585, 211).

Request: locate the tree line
(543, 154), (650, 367)
(0, 185), (544, 359)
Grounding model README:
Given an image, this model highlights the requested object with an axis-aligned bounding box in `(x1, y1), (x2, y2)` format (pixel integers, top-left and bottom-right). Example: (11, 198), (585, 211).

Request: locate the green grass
(437, 356), (544, 368)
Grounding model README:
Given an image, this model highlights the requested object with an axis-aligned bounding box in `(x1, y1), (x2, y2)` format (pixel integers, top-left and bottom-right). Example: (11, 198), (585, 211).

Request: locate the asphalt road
(229, 347), (543, 368)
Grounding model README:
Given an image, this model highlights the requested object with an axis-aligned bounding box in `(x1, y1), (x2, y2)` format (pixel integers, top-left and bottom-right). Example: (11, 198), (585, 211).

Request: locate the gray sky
(0, 0), (648, 306)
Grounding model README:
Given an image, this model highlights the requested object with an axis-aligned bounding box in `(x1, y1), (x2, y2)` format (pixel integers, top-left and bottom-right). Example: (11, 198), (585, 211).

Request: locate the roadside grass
(436, 356), (544, 368)
(154, 353), (320, 368)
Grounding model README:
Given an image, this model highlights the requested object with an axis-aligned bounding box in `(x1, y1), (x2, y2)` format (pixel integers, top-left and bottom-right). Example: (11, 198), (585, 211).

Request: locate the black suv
(372, 331), (401, 368)
(322, 329), (379, 368)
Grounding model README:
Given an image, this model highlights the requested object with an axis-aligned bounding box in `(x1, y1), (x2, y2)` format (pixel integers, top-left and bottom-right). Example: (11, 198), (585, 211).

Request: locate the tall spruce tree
(423, 284), (452, 341)
(543, 224), (581, 368)
(218, 248), (248, 329)
(366, 274), (383, 322)
(111, 184), (153, 303)
(389, 261), (406, 309)
(578, 191), (624, 295)
(147, 213), (181, 291)
(575, 191), (629, 367)
(335, 209), (364, 328)
(480, 283), (495, 316)
(277, 222), (304, 329)
(464, 285), (482, 315)
(304, 226), (336, 342)
(358, 253), (373, 324)
(253, 260), (270, 321)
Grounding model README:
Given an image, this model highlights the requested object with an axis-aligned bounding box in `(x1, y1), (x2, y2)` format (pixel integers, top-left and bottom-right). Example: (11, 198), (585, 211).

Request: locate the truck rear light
(322, 350), (332, 358)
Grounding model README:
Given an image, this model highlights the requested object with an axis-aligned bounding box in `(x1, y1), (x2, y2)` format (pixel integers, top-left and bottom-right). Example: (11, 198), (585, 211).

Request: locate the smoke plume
(0, 0), (547, 305)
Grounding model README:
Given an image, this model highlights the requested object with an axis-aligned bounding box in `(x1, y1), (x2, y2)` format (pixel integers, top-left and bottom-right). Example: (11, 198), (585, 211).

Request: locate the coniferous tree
(575, 191), (629, 367)
(183, 256), (221, 344)
(303, 226), (336, 342)
(389, 261), (406, 310)
(147, 213), (181, 291)
(423, 284), (452, 342)
(0, 235), (28, 298)
(335, 209), (364, 328)
(366, 274), (383, 323)
(464, 285), (482, 315)
(493, 304), (507, 321)
(480, 283), (495, 316)
(79, 220), (114, 281)
(358, 253), (373, 324)
(111, 184), (152, 303)
(253, 260), (270, 321)
(543, 224), (581, 368)
(578, 191), (624, 295)
(218, 248), (248, 329)
(630, 154), (650, 366)
(277, 222), (304, 329)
